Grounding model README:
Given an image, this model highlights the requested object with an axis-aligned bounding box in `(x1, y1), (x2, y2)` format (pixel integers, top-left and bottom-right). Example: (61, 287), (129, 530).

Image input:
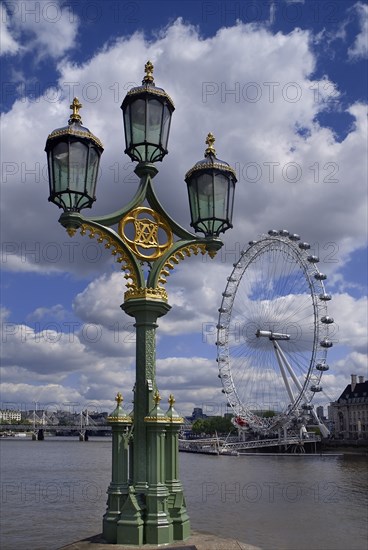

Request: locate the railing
(179, 433), (321, 454)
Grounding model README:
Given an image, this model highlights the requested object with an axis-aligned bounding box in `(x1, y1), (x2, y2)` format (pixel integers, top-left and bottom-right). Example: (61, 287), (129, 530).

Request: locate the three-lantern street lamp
(45, 61), (237, 546)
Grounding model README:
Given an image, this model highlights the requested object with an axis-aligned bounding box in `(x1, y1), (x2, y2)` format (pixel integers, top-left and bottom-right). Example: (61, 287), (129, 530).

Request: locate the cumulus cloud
(2, 0), (79, 60)
(0, 3), (21, 55)
(348, 3), (368, 60)
(1, 18), (367, 414)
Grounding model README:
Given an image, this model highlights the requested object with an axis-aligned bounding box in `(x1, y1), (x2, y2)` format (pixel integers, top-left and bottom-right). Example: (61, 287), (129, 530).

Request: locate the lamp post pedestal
(165, 400), (191, 540)
(102, 396), (132, 543)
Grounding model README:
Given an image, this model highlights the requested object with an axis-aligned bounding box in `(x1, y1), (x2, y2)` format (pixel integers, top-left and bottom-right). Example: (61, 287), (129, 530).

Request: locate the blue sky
(1, 0), (367, 418)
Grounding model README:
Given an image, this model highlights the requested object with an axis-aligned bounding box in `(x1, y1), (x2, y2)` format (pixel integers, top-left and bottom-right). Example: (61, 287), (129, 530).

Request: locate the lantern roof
(185, 133), (237, 180)
(121, 61), (175, 111)
(45, 97), (104, 150)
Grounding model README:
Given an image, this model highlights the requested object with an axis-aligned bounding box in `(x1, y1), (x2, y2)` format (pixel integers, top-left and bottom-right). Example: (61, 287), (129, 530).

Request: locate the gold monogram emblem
(118, 207), (173, 261)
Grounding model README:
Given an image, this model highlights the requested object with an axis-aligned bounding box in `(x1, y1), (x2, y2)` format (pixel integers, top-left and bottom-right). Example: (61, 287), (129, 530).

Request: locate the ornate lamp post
(45, 61), (237, 546)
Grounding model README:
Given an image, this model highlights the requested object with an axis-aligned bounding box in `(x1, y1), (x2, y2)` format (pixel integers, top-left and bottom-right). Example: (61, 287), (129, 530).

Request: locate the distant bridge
(0, 424), (111, 432)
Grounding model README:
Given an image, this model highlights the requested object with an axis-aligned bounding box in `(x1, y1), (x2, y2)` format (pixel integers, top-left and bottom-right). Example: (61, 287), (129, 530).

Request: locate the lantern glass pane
(161, 104), (171, 150)
(86, 147), (100, 195)
(69, 141), (88, 192)
(53, 141), (69, 193)
(131, 98), (146, 144)
(197, 173), (214, 221)
(124, 105), (132, 148)
(147, 99), (163, 144)
(187, 178), (200, 224)
(213, 173), (228, 219)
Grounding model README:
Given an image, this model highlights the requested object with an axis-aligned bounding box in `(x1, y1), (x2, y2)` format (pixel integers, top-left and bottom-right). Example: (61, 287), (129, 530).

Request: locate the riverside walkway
(60, 530), (261, 549)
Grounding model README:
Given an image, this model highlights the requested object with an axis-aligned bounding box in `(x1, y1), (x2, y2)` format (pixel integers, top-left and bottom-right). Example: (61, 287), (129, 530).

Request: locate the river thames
(0, 437), (367, 550)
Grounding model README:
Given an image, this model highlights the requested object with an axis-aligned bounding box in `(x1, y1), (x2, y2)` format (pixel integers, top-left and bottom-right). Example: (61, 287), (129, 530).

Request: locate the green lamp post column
(102, 392), (132, 543)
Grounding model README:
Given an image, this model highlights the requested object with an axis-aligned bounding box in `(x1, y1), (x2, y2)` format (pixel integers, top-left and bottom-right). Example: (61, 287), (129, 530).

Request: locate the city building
(329, 374), (368, 439)
(190, 407), (208, 421)
(0, 409), (22, 422)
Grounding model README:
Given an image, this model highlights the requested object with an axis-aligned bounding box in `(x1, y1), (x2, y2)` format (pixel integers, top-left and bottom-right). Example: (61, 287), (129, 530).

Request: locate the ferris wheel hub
(256, 329), (290, 340)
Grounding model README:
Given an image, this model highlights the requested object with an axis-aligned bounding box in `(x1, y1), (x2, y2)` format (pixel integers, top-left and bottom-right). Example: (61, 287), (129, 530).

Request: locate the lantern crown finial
(143, 60), (154, 85)
(69, 97), (83, 125)
(115, 392), (123, 406)
(205, 132), (216, 157)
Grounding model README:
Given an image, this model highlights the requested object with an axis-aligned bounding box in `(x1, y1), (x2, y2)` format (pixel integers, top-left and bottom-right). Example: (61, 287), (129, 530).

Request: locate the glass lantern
(185, 133), (237, 237)
(45, 98), (104, 212)
(121, 61), (175, 163)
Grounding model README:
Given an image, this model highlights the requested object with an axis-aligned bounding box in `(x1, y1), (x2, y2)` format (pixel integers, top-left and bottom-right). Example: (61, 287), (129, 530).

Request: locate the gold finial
(69, 97), (82, 124)
(168, 394), (175, 407)
(115, 392), (123, 406)
(205, 132), (216, 157)
(143, 60), (154, 84)
(153, 390), (161, 405)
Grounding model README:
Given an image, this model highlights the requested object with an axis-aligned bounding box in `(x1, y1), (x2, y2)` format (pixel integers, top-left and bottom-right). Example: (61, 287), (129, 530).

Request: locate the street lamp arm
(89, 178), (148, 227)
(145, 178), (197, 241)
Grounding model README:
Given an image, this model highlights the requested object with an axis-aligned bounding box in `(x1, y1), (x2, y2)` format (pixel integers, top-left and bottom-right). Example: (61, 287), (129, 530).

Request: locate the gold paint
(168, 394), (175, 407)
(185, 160), (236, 180)
(107, 416), (132, 423)
(79, 223), (139, 290)
(144, 416), (170, 423)
(124, 286), (168, 303)
(46, 126), (103, 149)
(125, 85), (175, 109)
(118, 207), (173, 261)
(205, 132), (216, 157)
(69, 97), (82, 124)
(143, 60), (154, 84)
(115, 392), (123, 406)
(153, 390), (161, 404)
(66, 227), (77, 237)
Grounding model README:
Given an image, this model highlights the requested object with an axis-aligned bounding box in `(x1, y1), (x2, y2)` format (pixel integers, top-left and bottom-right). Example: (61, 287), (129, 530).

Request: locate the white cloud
(1, 0), (79, 60)
(1, 18), (367, 415)
(0, 3), (21, 55)
(348, 3), (368, 59)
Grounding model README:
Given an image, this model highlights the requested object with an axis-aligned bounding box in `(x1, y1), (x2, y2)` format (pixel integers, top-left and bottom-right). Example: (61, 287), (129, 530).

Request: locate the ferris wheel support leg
(310, 407), (330, 438)
(272, 342), (295, 404)
(273, 340), (304, 394)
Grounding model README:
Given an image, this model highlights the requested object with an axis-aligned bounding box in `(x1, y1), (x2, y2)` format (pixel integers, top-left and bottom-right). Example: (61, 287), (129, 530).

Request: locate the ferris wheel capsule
(321, 316), (334, 324)
(316, 362), (329, 371)
(320, 339), (333, 348)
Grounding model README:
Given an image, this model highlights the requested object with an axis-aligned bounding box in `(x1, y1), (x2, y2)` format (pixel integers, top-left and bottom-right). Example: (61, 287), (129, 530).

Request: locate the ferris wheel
(217, 229), (333, 436)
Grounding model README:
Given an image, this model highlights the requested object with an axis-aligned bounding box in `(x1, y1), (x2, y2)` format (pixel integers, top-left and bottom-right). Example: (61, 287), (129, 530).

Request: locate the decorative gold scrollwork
(77, 223), (139, 291)
(157, 243), (208, 287)
(118, 207), (173, 261)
